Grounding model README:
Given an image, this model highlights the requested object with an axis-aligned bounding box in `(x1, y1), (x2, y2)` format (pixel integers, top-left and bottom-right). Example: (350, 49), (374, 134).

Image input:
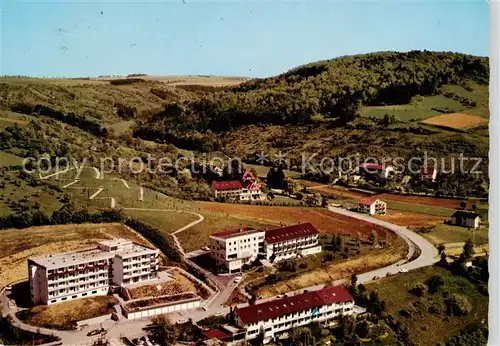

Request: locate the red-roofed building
(357, 163), (394, 179)
(209, 223), (323, 272)
(211, 180), (243, 199)
(234, 285), (354, 342)
(358, 197), (386, 215)
(242, 169), (256, 185)
(262, 223), (322, 262)
(203, 329), (231, 341)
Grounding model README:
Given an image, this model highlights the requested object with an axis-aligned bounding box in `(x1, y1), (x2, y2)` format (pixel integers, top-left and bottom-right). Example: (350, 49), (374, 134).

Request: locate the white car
(399, 268), (408, 273)
(201, 246), (210, 251)
(176, 319), (189, 324)
(5, 285), (12, 290)
(234, 276), (243, 283)
(215, 312), (224, 317)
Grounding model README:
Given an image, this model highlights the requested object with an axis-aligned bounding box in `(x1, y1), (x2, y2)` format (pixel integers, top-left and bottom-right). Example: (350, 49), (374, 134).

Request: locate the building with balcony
(209, 223), (322, 273)
(210, 228), (266, 273)
(262, 223), (321, 262)
(28, 239), (159, 305)
(234, 285), (354, 343)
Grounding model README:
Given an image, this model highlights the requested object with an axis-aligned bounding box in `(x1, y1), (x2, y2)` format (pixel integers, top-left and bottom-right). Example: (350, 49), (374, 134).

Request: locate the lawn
(176, 212), (276, 253)
(0, 223), (155, 289)
(128, 269), (200, 299)
(17, 295), (118, 330)
(0, 151), (24, 167)
(420, 224), (488, 246)
(365, 266), (488, 346)
(384, 200), (455, 217)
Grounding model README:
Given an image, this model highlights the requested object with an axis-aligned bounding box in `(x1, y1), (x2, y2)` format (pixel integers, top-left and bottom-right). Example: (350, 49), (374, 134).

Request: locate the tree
(426, 275), (445, 294)
(368, 231), (377, 245)
(438, 243), (446, 255)
(462, 238), (474, 262)
(150, 315), (179, 345)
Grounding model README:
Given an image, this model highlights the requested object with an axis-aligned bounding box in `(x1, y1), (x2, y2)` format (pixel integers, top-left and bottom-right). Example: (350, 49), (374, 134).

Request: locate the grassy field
(423, 113), (487, 130)
(374, 211), (446, 228)
(129, 269), (199, 299)
(359, 83), (489, 121)
(176, 213), (276, 253)
(421, 224), (488, 246)
(0, 223), (155, 289)
(195, 202), (400, 243)
(365, 266), (488, 346)
(17, 295), (117, 330)
(384, 200), (456, 217)
(0, 151), (24, 167)
(255, 237), (407, 299)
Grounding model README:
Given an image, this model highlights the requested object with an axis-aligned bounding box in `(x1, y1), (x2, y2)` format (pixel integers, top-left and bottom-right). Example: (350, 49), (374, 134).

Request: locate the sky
(0, 0), (489, 78)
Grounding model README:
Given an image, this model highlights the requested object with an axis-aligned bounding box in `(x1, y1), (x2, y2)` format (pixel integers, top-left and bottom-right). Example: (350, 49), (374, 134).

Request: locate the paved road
(327, 206), (439, 283)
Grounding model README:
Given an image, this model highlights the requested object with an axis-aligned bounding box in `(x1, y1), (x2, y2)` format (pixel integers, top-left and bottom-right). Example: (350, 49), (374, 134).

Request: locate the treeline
(0, 205), (123, 229)
(10, 103), (108, 137)
(135, 51), (489, 139)
(109, 78), (146, 85)
(0, 205), (184, 264)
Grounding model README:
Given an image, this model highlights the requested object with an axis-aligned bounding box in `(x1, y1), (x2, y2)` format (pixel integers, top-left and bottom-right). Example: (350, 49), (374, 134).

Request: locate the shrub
(445, 294), (471, 316)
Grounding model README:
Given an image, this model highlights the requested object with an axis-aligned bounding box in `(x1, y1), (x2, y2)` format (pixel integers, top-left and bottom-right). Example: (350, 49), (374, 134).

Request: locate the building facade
(209, 223), (322, 272)
(29, 239), (159, 305)
(210, 228), (266, 273)
(234, 285), (355, 343)
(451, 211), (481, 229)
(212, 181), (243, 200)
(358, 197), (387, 215)
(262, 223), (321, 262)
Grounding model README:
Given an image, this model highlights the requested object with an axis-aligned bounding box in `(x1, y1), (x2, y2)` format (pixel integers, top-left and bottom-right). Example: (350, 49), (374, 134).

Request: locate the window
(51, 300), (56, 303)
(62, 297), (67, 301)
(92, 290), (97, 294)
(72, 295), (77, 299)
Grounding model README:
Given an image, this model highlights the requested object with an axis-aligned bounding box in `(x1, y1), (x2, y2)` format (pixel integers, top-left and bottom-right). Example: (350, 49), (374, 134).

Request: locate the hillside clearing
(422, 113), (488, 129)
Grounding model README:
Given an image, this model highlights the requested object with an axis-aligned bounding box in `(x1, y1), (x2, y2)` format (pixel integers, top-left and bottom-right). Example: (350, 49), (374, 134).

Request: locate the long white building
(234, 285), (355, 343)
(28, 239), (159, 305)
(209, 223), (322, 273)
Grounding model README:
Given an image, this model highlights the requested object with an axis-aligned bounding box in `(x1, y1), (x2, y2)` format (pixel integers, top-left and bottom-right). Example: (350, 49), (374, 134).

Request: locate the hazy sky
(1, 0), (489, 78)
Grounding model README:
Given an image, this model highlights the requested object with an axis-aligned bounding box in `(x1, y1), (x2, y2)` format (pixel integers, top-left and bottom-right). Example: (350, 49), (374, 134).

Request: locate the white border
(490, 2), (499, 346)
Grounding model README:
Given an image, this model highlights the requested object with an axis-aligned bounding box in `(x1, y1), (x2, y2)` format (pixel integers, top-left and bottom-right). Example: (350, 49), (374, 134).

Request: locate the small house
(451, 211), (481, 229)
(358, 197), (387, 215)
(419, 166), (437, 182)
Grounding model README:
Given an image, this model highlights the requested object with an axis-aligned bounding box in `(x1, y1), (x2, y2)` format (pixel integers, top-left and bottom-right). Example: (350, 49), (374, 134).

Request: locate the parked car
(5, 285), (12, 291)
(201, 246), (210, 251)
(234, 276), (243, 283)
(372, 276), (380, 280)
(215, 312), (224, 317)
(176, 319), (189, 324)
(86, 329), (101, 337)
(399, 268), (408, 273)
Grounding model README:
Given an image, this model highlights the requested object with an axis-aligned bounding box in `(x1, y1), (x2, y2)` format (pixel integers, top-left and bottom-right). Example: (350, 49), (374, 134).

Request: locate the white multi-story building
(234, 285), (355, 343)
(28, 239), (159, 305)
(209, 223), (322, 273)
(210, 228), (266, 274)
(262, 223), (322, 262)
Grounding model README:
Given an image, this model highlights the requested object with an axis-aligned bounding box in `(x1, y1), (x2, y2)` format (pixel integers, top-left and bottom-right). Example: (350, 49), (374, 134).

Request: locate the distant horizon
(2, 1), (488, 78)
(0, 49), (490, 80)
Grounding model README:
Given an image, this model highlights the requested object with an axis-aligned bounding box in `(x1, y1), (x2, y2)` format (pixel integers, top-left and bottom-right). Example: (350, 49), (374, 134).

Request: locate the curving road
(327, 206), (439, 283)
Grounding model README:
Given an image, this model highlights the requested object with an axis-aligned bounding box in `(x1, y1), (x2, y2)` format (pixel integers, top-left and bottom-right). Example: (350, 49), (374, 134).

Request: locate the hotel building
(28, 239), (159, 305)
(209, 223), (322, 273)
(234, 285), (355, 343)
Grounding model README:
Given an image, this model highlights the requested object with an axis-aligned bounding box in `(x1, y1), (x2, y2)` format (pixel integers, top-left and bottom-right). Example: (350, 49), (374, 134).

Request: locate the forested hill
(134, 50), (489, 137)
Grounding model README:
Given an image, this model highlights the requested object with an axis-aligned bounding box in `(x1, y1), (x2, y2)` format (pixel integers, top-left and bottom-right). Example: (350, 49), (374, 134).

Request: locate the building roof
(358, 197), (379, 206)
(235, 285), (353, 325)
(203, 329), (231, 341)
(452, 211), (480, 219)
(210, 228), (264, 240)
(265, 222), (319, 244)
(212, 180), (243, 190)
(29, 239), (157, 269)
(358, 163), (384, 171)
(246, 182), (261, 191)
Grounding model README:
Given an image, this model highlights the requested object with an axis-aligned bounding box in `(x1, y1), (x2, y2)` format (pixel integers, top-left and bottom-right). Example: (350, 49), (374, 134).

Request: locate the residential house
(241, 182), (264, 201)
(357, 163), (394, 179)
(358, 197), (387, 215)
(234, 285), (354, 343)
(451, 211), (481, 229)
(212, 180), (243, 200)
